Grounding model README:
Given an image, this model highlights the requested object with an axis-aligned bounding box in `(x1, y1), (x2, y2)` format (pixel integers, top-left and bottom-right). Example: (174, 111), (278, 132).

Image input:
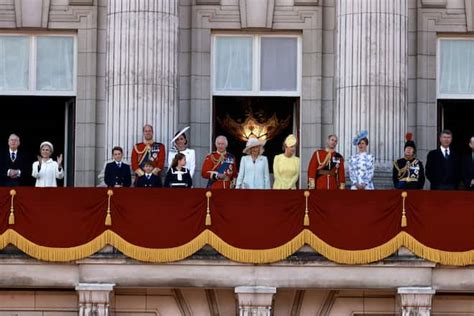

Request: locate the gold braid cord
(205, 191), (212, 226)
(105, 190), (113, 226)
(8, 189), (16, 225)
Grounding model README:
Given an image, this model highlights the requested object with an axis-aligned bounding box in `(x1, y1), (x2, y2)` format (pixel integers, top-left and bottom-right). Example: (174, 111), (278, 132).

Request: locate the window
(438, 38), (474, 99)
(212, 34), (301, 96)
(0, 34), (76, 95)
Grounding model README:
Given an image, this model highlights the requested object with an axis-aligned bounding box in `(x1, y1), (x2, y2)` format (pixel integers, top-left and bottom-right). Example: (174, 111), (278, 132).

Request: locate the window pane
(439, 40), (474, 96)
(215, 37), (253, 91)
(37, 36), (74, 91)
(260, 38), (297, 91)
(0, 36), (29, 91)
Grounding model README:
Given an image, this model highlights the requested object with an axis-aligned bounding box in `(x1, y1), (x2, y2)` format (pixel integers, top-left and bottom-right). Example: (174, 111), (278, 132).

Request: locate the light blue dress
(236, 155), (271, 189)
(349, 152), (375, 190)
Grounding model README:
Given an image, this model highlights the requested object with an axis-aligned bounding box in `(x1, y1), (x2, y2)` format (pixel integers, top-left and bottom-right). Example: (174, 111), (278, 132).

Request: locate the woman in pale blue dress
(349, 131), (375, 190)
(236, 138), (271, 189)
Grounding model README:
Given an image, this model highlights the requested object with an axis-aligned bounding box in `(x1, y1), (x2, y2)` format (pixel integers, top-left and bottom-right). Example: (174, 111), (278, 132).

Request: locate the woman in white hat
(273, 134), (300, 189)
(236, 138), (270, 189)
(167, 127), (196, 178)
(32, 141), (64, 187)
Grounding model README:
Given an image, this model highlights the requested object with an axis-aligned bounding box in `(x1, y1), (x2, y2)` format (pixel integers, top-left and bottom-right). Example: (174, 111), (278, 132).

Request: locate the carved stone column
(335, 0), (408, 170)
(76, 283), (115, 316)
(235, 286), (276, 316)
(106, 0), (178, 160)
(398, 287), (435, 316)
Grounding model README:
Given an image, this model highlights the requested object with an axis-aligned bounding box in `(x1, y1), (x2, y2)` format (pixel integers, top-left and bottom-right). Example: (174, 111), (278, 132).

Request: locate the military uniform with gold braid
(308, 149), (345, 190)
(201, 150), (238, 189)
(392, 133), (425, 190)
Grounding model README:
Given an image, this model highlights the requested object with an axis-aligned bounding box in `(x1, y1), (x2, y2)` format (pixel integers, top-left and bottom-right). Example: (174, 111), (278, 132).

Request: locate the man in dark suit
(0, 134), (29, 186)
(425, 129), (460, 190)
(104, 146), (132, 188)
(462, 136), (474, 191)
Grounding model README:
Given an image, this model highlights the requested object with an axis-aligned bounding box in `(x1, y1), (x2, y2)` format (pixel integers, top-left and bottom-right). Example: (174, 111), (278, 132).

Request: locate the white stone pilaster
(335, 0), (408, 169)
(76, 283), (115, 316)
(106, 0), (178, 161)
(398, 287), (435, 316)
(235, 286), (276, 316)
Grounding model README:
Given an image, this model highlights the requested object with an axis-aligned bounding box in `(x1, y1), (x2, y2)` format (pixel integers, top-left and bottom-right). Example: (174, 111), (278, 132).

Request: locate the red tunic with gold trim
(307, 149), (345, 190)
(201, 151), (238, 189)
(131, 141), (166, 176)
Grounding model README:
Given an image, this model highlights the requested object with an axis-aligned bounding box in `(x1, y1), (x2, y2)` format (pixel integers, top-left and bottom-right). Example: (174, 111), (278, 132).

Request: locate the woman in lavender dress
(349, 131), (375, 190)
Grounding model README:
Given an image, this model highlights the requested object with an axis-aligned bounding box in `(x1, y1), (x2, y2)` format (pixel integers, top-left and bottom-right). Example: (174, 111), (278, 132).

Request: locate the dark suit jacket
(462, 152), (474, 190)
(0, 149), (29, 186)
(104, 161), (132, 187)
(136, 174), (162, 188)
(425, 148), (460, 190)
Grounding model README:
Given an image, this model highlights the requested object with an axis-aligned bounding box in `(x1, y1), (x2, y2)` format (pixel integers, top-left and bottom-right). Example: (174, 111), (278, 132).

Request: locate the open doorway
(0, 96), (75, 186)
(213, 96), (300, 172)
(438, 99), (474, 156)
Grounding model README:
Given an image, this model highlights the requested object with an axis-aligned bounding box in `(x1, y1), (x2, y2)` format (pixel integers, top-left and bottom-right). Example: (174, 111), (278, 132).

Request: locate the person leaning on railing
(32, 141), (64, 187)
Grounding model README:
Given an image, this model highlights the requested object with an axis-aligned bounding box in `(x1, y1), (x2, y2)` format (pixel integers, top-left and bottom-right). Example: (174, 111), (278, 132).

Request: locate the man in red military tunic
(308, 134), (345, 190)
(201, 135), (238, 189)
(131, 124), (166, 177)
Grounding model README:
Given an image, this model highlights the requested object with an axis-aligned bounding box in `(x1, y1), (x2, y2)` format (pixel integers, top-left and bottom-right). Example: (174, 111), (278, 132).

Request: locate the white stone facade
(1, 0), (474, 313)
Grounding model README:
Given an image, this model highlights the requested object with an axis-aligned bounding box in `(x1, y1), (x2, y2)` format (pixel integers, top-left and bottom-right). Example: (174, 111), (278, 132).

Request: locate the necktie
(11, 152), (15, 161)
(117, 162), (121, 168)
(147, 175), (151, 180)
(444, 149), (449, 159)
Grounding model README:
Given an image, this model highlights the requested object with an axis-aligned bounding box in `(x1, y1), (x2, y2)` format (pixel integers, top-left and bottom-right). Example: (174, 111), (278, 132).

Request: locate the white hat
(284, 134), (297, 147)
(243, 138), (266, 155)
(40, 141), (54, 152)
(170, 126), (190, 145)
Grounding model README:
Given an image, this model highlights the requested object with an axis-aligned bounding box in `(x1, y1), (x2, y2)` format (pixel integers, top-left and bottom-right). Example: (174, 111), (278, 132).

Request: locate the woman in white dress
(32, 141), (64, 187)
(236, 138), (271, 189)
(349, 130), (375, 190)
(167, 127), (196, 178)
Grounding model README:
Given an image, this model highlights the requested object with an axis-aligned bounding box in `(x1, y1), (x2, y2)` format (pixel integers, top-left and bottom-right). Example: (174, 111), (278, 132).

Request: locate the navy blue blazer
(0, 149), (29, 186)
(136, 174), (162, 188)
(425, 148), (460, 190)
(104, 161), (132, 187)
(462, 152), (474, 190)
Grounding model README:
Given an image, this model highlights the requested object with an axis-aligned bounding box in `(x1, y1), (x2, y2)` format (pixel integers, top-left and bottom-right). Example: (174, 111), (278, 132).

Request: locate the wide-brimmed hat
(243, 138), (266, 155)
(284, 134), (297, 147)
(352, 130), (368, 146)
(40, 141), (54, 152)
(170, 126), (190, 145)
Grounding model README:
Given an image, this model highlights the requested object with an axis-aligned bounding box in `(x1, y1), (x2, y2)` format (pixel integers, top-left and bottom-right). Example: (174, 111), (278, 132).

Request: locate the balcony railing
(0, 188), (473, 265)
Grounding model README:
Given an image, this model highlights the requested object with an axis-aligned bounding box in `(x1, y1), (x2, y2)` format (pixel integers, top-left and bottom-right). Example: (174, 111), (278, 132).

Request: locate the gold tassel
(8, 189), (16, 225)
(401, 191), (407, 227)
(205, 191), (212, 226)
(105, 190), (113, 226)
(304, 191), (310, 226)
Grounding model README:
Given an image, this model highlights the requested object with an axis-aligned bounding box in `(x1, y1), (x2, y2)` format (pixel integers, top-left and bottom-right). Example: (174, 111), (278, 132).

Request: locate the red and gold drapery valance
(0, 188), (473, 265)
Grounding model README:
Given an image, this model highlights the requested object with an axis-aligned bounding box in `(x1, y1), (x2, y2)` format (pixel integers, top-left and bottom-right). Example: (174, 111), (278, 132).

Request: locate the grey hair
(215, 135), (228, 147)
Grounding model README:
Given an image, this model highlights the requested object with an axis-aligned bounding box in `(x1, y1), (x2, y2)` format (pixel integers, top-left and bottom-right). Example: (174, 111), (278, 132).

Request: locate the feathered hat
(404, 132), (416, 151)
(352, 130), (368, 146)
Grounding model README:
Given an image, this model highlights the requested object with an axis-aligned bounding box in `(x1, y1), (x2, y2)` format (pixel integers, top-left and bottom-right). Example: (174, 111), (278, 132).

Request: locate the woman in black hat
(392, 133), (425, 190)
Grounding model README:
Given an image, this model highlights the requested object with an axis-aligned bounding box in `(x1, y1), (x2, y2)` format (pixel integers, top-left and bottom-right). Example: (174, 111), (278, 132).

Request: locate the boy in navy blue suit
(104, 146), (132, 187)
(136, 161), (162, 188)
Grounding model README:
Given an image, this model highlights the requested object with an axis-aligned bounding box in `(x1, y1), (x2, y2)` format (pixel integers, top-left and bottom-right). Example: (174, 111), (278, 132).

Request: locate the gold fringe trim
(1, 229), (474, 265)
(208, 231), (306, 264)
